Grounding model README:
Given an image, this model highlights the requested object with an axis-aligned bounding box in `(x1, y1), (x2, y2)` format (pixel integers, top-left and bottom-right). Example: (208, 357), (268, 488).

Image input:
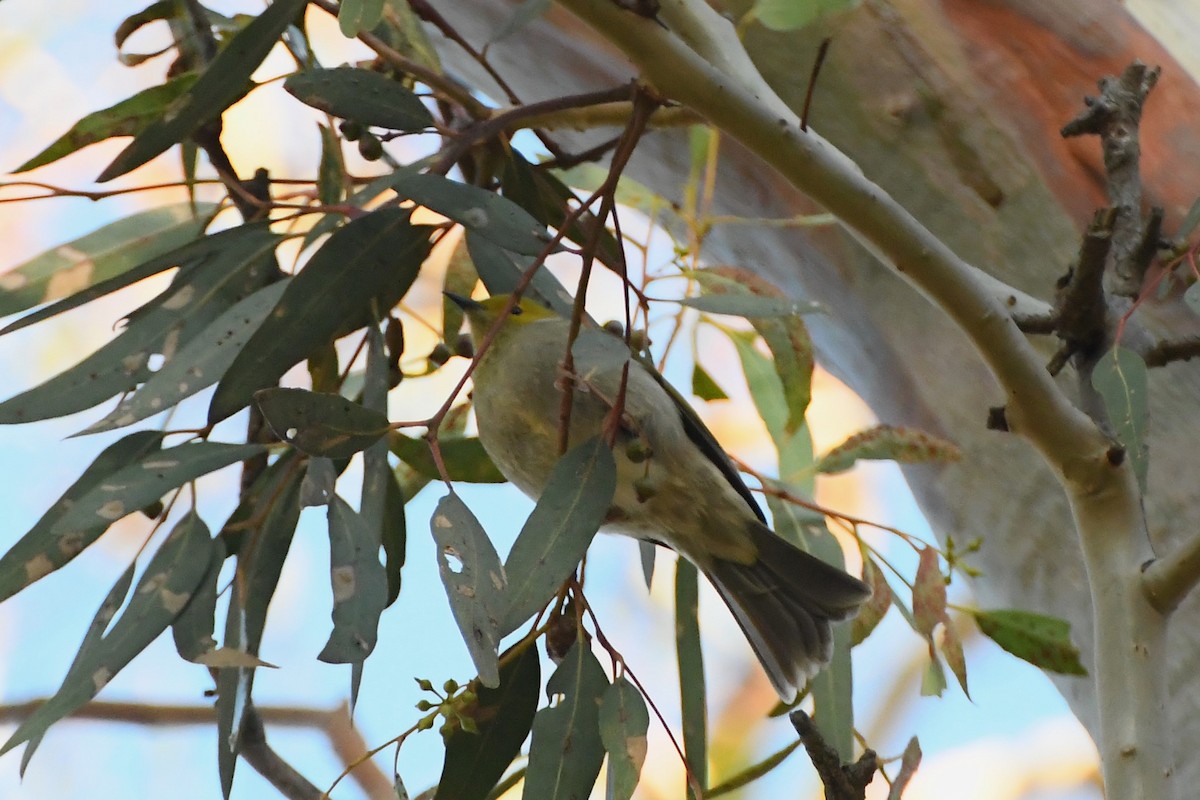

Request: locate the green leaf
(79, 280), (289, 435)
(434, 644), (541, 800)
(388, 432), (505, 483)
(691, 363), (729, 401)
(255, 388), (391, 459)
(0, 227), (281, 424)
(489, 0), (551, 42)
(1092, 346), (1149, 491)
(728, 331), (813, 487)
(318, 496), (388, 662)
(701, 268), (815, 436)
(679, 294), (823, 318)
(370, 0), (441, 71)
(98, 0), (308, 182)
(499, 437), (616, 636)
(464, 233), (577, 319)
(940, 622), (970, 698)
(750, 0), (858, 32)
(1, 513), (214, 762)
(172, 537), (226, 662)
(0, 203), (215, 319)
(524, 640), (609, 800)
(675, 560), (707, 795)
(971, 609), (1087, 676)
(0, 431), (163, 602)
(850, 558), (892, 646)
(285, 67), (434, 131)
(0, 222), (274, 337)
(599, 676), (649, 800)
(816, 424), (963, 474)
(430, 493), (507, 687)
(920, 652), (948, 697)
(300, 457), (338, 508)
(317, 123), (347, 206)
(210, 207), (430, 423)
(338, 0), (387, 36)
(15, 74), (201, 172)
(391, 172), (551, 256)
(803, 526), (855, 759)
(380, 469), (408, 607)
(51, 442), (265, 536)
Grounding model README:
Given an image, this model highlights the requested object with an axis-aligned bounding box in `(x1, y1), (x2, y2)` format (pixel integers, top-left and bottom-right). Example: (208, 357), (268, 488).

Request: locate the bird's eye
(510, 305), (523, 316)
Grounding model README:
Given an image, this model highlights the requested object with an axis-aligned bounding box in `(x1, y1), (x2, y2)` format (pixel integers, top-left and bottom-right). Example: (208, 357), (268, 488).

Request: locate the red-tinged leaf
(815, 424), (963, 474)
(851, 557), (893, 646)
(940, 620), (970, 698)
(912, 547), (946, 638)
(971, 609), (1087, 676)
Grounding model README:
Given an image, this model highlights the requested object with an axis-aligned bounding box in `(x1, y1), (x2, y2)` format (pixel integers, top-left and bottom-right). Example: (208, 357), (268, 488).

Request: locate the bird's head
(445, 292), (557, 341)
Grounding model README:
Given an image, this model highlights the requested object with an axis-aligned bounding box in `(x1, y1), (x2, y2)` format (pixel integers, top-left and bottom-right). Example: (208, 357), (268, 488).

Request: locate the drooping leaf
(679, 293), (823, 318)
(523, 640), (609, 800)
(300, 457), (338, 508)
(702, 268), (815, 436)
(675, 560), (708, 795)
(379, 469), (408, 607)
(0, 431), (163, 602)
(0, 227), (281, 424)
(802, 525), (856, 760)
(599, 676), (649, 800)
(940, 621), (970, 698)
(50, 442), (264, 537)
(388, 432), (505, 483)
(430, 493), (507, 687)
(971, 609), (1087, 676)
(691, 363), (729, 401)
(0, 203), (215, 317)
(255, 388), (391, 458)
(921, 653), (948, 697)
(172, 536), (226, 662)
(337, 0), (387, 36)
(638, 540), (656, 591)
(750, 0), (859, 32)
(79, 280), (289, 435)
(285, 67), (434, 131)
(888, 738), (923, 800)
(464, 233), (577, 319)
(434, 644), (541, 800)
(850, 557), (893, 646)
(0, 222), (275, 337)
(216, 584), (251, 798)
(359, 323), (404, 614)
(1092, 345), (1150, 491)
(391, 172), (551, 256)
(15, 74), (201, 172)
(210, 208), (431, 422)
(318, 496), (387, 663)
(98, 0), (309, 182)
(1, 513), (214, 762)
(815, 424), (963, 474)
(442, 236), (477, 343)
(370, 0), (441, 70)
(316, 123), (347, 208)
(912, 547), (947, 638)
(499, 438), (615, 636)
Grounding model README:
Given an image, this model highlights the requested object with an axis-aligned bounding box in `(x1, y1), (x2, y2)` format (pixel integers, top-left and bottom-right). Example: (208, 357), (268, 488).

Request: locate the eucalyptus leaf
(337, 0), (387, 36)
(0, 430), (163, 602)
(500, 437), (615, 636)
(285, 67), (433, 131)
(255, 388), (391, 459)
(815, 424), (963, 474)
(679, 293), (823, 318)
(388, 432), (505, 483)
(430, 493), (507, 687)
(318, 496), (387, 662)
(675, 560), (707, 793)
(1092, 346), (1149, 491)
(464, 233), (577, 318)
(523, 640), (609, 800)
(210, 208), (431, 423)
(434, 644), (541, 800)
(172, 537), (226, 662)
(300, 457), (338, 508)
(599, 676), (649, 800)
(971, 609), (1086, 676)
(99, 0), (309, 181)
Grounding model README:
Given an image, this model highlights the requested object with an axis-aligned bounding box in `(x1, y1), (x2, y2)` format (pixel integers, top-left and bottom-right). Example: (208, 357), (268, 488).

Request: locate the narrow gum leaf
(255, 388), (391, 459)
(599, 676), (650, 800)
(971, 609), (1087, 676)
(317, 497), (387, 663)
(284, 67), (433, 131)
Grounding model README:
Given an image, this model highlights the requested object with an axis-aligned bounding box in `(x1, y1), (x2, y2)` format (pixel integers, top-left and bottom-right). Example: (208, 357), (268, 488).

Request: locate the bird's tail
(704, 522), (871, 702)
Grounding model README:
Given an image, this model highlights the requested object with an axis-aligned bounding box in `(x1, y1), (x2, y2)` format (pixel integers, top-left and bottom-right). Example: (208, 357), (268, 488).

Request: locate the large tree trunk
(431, 0), (1200, 779)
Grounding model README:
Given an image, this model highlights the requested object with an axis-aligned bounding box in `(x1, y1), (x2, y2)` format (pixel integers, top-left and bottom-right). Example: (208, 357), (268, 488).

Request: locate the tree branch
(1143, 532), (1200, 614)
(241, 704), (322, 800)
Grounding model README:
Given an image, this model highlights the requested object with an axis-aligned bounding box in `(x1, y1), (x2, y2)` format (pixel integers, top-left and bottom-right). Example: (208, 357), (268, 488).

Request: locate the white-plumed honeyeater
(448, 292), (871, 701)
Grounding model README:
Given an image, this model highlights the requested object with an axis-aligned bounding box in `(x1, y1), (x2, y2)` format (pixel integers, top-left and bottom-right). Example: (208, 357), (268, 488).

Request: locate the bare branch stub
(789, 710), (878, 799)
(1061, 61), (1162, 297)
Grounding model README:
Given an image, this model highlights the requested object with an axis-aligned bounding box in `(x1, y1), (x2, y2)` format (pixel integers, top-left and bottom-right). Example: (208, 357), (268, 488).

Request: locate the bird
(447, 292), (871, 701)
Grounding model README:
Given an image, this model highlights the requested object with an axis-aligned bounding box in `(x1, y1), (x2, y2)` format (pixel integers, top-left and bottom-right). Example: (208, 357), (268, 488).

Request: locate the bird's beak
(443, 291), (483, 311)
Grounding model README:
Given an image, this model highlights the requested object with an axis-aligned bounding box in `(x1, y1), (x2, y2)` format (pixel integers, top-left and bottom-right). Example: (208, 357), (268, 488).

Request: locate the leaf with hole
(524, 639), (609, 800)
(285, 67), (433, 131)
(98, 0), (308, 181)
(599, 676), (649, 800)
(0, 203), (215, 317)
(434, 644), (541, 800)
(318, 497), (387, 663)
(971, 609), (1086, 675)
(499, 437), (615, 636)
(0, 430), (163, 603)
(1, 513), (214, 764)
(1091, 346), (1149, 491)
(210, 207), (430, 423)
(430, 493), (507, 687)
(392, 172), (550, 256)
(256, 388), (391, 459)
